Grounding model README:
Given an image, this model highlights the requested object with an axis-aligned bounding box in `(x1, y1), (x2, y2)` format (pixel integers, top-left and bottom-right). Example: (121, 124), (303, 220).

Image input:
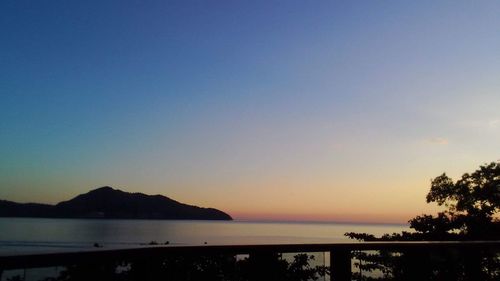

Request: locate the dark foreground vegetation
(2, 252), (328, 281)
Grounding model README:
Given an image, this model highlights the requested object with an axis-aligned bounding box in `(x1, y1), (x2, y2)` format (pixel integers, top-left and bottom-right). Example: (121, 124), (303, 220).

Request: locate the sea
(0, 218), (407, 255)
(0, 218), (408, 280)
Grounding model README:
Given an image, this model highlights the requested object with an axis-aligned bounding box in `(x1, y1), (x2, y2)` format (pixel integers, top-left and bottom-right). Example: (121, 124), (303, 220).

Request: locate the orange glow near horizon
(167, 174), (445, 225)
(229, 212), (415, 225)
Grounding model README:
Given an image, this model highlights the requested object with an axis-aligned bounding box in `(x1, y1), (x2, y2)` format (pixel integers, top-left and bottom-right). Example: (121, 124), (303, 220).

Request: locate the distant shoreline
(0, 186), (232, 221)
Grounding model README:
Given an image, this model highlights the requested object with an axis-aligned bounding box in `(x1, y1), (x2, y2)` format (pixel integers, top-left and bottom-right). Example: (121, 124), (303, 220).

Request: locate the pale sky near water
(1, 1), (499, 223)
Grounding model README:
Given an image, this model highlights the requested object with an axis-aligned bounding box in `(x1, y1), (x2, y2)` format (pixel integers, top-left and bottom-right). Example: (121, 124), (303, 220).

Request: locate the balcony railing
(1, 241), (499, 281)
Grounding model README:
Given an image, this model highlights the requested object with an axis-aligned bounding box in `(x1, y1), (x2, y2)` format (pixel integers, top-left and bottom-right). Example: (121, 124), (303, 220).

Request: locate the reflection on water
(0, 218), (406, 255)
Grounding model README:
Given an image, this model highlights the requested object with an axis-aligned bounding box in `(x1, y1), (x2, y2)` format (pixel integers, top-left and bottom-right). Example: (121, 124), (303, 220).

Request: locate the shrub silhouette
(34, 252), (327, 281)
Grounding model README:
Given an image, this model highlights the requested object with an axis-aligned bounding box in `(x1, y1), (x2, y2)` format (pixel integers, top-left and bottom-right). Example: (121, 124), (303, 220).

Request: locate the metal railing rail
(1, 241), (499, 281)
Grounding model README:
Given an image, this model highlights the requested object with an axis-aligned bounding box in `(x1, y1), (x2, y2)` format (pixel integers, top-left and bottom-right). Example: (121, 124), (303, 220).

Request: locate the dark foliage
(346, 161), (500, 280)
(20, 253), (328, 281)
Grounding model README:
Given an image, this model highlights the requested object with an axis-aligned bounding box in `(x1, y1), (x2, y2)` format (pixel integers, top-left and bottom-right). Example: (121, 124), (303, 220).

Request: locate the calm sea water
(0, 218), (407, 255)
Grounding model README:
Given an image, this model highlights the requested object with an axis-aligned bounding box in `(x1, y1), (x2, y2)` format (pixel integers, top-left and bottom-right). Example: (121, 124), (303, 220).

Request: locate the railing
(1, 241), (499, 281)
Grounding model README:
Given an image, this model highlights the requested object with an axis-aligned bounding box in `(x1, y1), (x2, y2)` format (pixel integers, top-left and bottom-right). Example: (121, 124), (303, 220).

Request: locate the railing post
(330, 249), (351, 281)
(464, 248), (484, 281)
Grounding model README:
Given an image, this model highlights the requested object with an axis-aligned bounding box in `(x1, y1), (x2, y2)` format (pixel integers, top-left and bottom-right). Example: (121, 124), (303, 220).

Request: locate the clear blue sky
(1, 1), (499, 223)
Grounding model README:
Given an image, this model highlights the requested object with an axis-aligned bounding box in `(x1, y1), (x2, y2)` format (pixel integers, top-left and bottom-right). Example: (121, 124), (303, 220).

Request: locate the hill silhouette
(0, 186), (232, 220)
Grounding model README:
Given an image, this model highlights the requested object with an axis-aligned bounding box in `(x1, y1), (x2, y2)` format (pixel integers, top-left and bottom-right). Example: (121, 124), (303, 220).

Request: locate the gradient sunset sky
(1, 1), (499, 223)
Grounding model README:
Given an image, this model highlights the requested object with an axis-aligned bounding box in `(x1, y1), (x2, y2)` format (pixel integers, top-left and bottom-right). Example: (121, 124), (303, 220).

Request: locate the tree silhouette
(346, 161), (500, 280)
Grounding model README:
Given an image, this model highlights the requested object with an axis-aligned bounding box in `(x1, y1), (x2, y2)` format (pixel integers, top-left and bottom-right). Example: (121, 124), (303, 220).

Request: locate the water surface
(0, 218), (407, 255)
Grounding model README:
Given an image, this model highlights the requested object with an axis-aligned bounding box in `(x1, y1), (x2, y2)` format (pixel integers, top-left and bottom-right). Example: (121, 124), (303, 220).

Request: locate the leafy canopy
(348, 161), (500, 241)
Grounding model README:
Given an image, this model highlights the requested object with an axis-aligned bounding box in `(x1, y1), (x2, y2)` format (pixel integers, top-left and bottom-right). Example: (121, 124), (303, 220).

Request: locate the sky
(1, 1), (499, 224)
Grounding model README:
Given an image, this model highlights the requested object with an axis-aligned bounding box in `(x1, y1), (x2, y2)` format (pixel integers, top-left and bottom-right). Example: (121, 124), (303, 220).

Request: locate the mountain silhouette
(0, 186), (232, 220)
